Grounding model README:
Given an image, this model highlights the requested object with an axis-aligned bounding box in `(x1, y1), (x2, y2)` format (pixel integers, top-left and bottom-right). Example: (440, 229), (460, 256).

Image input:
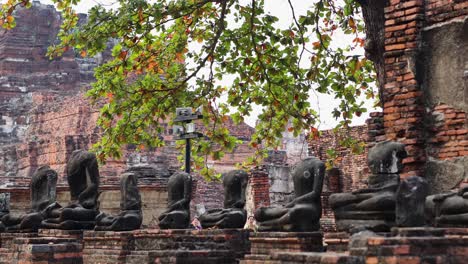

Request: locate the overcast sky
(38, 0), (379, 129)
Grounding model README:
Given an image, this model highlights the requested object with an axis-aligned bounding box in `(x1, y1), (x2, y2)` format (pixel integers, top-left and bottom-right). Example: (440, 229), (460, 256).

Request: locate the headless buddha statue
(1, 166), (58, 231)
(42, 150), (100, 230)
(158, 172), (192, 229)
(329, 141), (407, 232)
(426, 180), (468, 227)
(0, 193), (10, 232)
(95, 172), (143, 231)
(255, 157), (325, 232)
(199, 170), (248, 229)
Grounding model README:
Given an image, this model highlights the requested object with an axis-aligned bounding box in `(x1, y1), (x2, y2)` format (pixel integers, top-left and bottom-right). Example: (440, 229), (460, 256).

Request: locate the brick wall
(382, 0), (467, 191)
(383, 0), (427, 176)
(245, 167), (270, 218)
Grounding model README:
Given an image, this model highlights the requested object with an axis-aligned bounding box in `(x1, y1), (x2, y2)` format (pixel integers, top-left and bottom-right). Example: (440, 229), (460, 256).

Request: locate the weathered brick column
(246, 167), (270, 217)
(383, 0), (427, 176)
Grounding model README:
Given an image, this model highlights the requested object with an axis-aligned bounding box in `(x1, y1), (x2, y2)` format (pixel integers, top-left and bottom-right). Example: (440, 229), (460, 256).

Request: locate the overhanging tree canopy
(1, 0), (381, 178)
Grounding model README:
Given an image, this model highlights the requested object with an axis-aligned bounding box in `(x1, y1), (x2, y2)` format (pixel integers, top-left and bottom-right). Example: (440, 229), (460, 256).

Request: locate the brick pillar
(249, 167), (270, 211)
(383, 0), (427, 176)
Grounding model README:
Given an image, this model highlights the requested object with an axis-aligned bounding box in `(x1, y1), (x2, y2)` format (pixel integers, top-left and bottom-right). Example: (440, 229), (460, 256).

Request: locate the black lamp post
(173, 107), (203, 174)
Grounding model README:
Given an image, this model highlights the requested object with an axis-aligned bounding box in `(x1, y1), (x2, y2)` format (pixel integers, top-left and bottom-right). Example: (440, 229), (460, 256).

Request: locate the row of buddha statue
(1, 141), (467, 233)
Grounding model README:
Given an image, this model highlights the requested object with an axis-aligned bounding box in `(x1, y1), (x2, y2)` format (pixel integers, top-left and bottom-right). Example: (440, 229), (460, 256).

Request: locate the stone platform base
(82, 230), (137, 264)
(242, 252), (362, 264)
(324, 232), (349, 252)
(250, 232), (324, 255)
(0, 230), (84, 263)
(241, 232), (324, 263)
(39, 229), (84, 240)
(350, 227), (468, 264)
(82, 228), (250, 264)
(126, 249), (236, 264)
(0, 237), (82, 264)
(0, 231), (37, 249)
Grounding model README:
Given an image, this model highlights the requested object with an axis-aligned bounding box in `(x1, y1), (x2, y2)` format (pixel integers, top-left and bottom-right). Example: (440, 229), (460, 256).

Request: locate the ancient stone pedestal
(242, 252), (363, 264)
(0, 229), (84, 263)
(82, 231), (136, 264)
(0, 237), (82, 264)
(19, 237), (82, 264)
(0, 231), (37, 249)
(126, 250), (236, 264)
(241, 232), (324, 263)
(0, 232), (38, 262)
(324, 232), (350, 252)
(38, 229), (84, 240)
(350, 227), (468, 264)
(82, 229), (249, 264)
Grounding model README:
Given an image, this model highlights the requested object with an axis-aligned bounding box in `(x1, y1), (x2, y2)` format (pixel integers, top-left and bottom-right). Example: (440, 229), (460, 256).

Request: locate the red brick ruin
(0, 1), (467, 263)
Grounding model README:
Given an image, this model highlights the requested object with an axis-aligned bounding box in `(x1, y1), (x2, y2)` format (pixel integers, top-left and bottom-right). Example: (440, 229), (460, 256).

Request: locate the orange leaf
(348, 17), (355, 28)
(119, 50), (128, 60)
(6, 15), (14, 23)
(310, 127), (319, 140)
(138, 8), (144, 23)
(312, 42), (321, 49)
(80, 50), (87, 57)
(287, 127), (294, 132)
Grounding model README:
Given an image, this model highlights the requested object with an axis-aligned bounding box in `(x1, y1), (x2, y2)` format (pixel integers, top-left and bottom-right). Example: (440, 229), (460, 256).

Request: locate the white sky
(38, 0), (379, 130)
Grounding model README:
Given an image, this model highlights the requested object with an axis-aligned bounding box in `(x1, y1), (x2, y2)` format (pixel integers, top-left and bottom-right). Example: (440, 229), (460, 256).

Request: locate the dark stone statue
(95, 172), (143, 231)
(426, 181), (468, 227)
(158, 172), (192, 229)
(396, 176), (428, 227)
(0, 193), (9, 218)
(199, 170), (248, 229)
(42, 150), (100, 230)
(329, 141), (407, 232)
(0, 193), (9, 232)
(1, 166), (58, 231)
(254, 157), (325, 232)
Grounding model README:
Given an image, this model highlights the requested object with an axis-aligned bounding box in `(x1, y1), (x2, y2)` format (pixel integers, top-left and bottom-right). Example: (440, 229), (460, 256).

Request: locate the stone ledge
(349, 227), (468, 264)
(126, 249), (237, 264)
(241, 252), (363, 264)
(82, 229), (250, 264)
(246, 232), (324, 257)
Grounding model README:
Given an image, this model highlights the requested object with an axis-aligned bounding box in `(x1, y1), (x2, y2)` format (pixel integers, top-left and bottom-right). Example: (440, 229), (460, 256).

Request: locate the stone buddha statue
(42, 150), (100, 230)
(1, 166), (58, 231)
(199, 170), (248, 229)
(0, 193), (10, 232)
(95, 172), (143, 231)
(329, 141), (407, 232)
(158, 172), (192, 229)
(254, 157), (325, 232)
(426, 180), (468, 227)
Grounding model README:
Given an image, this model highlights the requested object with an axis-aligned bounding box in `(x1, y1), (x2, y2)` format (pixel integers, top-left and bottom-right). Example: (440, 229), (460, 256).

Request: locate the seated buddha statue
(254, 157), (325, 232)
(329, 141), (407, 232)
(199, 170), (248, 229)
(426, 180), (468, 227)
(42, 150), (100, 230)
(1, 166), (58, 231)
(0, 193), (10, 232)
(158, 172), (192, 229)
(95, 172), (143, 231)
